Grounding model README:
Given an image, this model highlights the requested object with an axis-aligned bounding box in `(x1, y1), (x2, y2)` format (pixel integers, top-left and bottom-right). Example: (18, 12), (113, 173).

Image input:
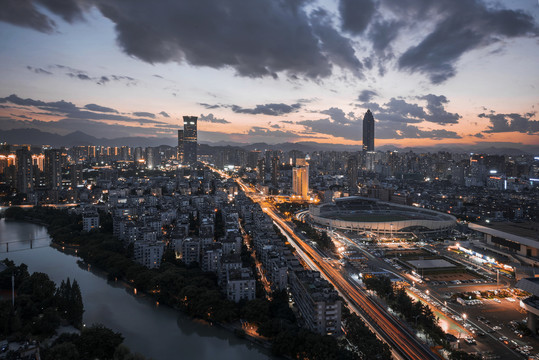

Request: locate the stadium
(309, 196), (456, 238)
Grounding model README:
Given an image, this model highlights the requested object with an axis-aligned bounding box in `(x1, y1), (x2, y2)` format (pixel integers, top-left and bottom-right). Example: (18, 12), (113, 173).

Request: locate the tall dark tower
(346, 155), (358, 194)
(16, 148), (33, 194)
(362, 109), (374, 152)
(177, 129), (184, 163)
(44, 149), (62, 189)
(183, 116), (198, 165)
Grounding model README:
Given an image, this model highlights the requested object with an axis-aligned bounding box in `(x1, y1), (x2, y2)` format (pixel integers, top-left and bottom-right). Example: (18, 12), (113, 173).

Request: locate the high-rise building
(247, 150), (260, 169)
(45, 149), (62, 190)
(257, 158), (265, 183)
(289, 270), (342, 336)
(16, 148), (33, 194)
(271, 155), (279, 187)
(177, 129), (184, 163)
(293, 165), (309, 199)
(70, 163), (83, 187)
(362, 109), (375, 152)
(134, 147), (143, 163)
(347, 155), (358, 193)
(183, 116), (198, 165)
(145, 147), (160, 169)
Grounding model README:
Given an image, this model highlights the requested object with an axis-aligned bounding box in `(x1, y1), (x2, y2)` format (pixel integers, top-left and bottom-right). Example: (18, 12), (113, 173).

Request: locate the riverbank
(0, 218), (276, 360)
(5, 207), (384, 360)
(69, 255), (275, 351)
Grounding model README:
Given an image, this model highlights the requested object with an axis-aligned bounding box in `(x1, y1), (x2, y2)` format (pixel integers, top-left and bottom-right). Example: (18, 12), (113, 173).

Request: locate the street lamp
(462, 313), (467, 322)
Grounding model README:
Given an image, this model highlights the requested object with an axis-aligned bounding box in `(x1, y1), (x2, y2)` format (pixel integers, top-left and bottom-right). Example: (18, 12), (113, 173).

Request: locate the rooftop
(516, 277), (539, 296)
(406, 259), (456, 269)
(481, 221), (539, 240)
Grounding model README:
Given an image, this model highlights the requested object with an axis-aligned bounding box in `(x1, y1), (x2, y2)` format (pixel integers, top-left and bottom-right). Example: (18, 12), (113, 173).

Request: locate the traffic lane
(274, 220), (437, 359)
(238, 183), (436, 359)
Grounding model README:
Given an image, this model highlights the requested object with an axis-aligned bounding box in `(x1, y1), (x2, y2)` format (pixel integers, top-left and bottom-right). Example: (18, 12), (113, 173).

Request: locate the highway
(232, 179), (438, 360)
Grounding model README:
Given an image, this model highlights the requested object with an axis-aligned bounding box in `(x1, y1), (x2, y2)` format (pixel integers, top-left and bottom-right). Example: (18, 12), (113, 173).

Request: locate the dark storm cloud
(339, 0), (376, 35)
(3, 0), (535, 84)
(376, 124), (461, 140)
(358, 90), (378, 103)
(84, 103), (118, 113)
(480, 111), (538, 134)
(50, 65), (137, 86)
(376, 98), (427, 123)
(35, 0), (86, 23)
(199, 113), (230, 124)
(419, 94), (460, 124)
(0, 94), (166, 124)
(0, 0), (367, 80)
(68, 73), (91, 81)
(0, 0), (56, 33)
(298, 116), (460, 141)
(159, 111), (170, 117)
(26, 66), (52, 75)
(0, 94), (78, 112)
(320, 107), (354, 124)
(231, 103), (302, 116)
(368, 19), (401, 53)
(133, 112), (155, 118)
(361, 94), (460, 125)
(94, 0), (334, 79)
(198, 103), (221, 110)
(297, 118), (360, 140)
(299, 94), (461, 140)
(394, 0), (537, 83)
(310, 9), (363, 78)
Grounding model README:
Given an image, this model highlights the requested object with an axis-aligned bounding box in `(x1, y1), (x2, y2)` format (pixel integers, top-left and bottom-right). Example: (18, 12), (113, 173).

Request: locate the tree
(113, 344), (148, 360)
(76, 324), (124, 360)
(344, 314), (391, 359)
(69, 280), (84, 328)
(18, 272), (56, 307)
(46, 342), (80, 360)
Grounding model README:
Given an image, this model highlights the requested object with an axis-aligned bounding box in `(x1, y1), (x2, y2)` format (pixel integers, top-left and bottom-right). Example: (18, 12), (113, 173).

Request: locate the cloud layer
(298, 94), (463, 141)
(2, 0), (535, 83)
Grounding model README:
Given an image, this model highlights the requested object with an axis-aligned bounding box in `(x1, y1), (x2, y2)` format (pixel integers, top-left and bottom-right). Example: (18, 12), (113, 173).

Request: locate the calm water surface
(0, 218), (274, 360)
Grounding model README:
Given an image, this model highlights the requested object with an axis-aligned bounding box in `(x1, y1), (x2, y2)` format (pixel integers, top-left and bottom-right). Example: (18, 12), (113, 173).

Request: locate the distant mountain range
(1, 128), (537, 155)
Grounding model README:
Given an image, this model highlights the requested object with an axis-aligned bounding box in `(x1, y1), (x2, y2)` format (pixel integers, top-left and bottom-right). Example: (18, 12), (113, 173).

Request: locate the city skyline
(0, 0), (538, 150)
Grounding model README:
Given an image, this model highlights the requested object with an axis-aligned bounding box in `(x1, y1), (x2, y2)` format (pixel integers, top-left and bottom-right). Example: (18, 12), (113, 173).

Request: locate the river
(0, 218), (275, 360)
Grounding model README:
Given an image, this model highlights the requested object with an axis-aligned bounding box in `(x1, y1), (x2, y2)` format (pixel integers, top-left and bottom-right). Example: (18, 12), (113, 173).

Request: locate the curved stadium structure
(309, 196), (456, 238)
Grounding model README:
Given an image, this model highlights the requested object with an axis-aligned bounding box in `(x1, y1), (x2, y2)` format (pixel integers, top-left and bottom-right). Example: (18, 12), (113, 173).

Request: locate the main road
(231, 177), (439, 360)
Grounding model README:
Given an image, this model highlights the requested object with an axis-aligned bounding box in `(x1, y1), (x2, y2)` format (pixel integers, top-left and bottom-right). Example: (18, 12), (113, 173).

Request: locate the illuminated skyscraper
(177, 129), (184, 163)
(362, 109), (374, 152)
(293, 165), (309, 200)
(16, 148), (33, 194)
(44, 149), (62, 190)
(183, 116), (198, 165)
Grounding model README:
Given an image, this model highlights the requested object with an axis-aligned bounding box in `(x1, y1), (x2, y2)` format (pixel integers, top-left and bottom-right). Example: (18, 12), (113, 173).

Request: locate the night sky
(1, 0), (538, 147)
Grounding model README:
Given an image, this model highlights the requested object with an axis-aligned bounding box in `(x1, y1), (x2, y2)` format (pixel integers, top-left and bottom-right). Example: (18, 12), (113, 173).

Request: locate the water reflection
(0, 219), (275, 360)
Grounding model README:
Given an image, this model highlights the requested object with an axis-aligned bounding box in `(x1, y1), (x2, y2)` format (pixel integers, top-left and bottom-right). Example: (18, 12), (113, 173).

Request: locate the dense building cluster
(236, 192), (342, 335)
